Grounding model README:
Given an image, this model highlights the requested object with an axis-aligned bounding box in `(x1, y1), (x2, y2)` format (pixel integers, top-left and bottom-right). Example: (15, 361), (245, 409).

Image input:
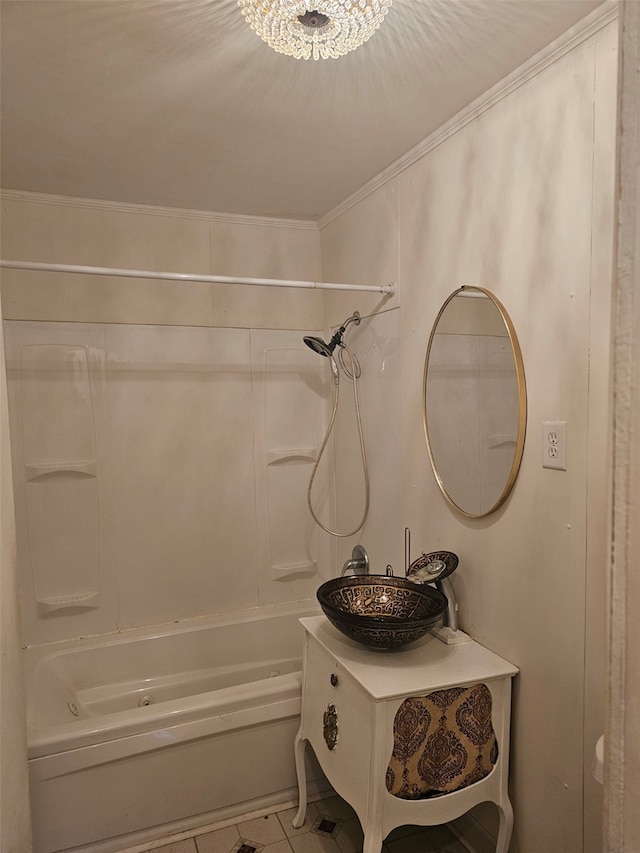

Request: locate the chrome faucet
(436, 577), (459, 630)
(341, 545), (369, 576)
(405, 547), (461, 632)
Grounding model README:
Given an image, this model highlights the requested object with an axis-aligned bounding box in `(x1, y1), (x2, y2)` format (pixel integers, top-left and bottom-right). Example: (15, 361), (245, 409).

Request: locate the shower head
(303, 312), (361, 384)
(303, 335), (334, 358)
(303, 336), (339, 383)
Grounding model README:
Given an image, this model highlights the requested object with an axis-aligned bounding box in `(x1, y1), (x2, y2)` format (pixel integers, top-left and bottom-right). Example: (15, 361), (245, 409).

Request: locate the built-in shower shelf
(271, 560), (317, 579)
(16, 340), (104, 618)
(266, 450), (317, 466)
(36, 591), (100, 614)
(25, 461), (98, 481)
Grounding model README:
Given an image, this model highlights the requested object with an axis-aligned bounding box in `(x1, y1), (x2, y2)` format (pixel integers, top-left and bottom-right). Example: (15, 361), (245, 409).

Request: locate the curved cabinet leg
(362, 828), (383, 853)
(292, 731), (308, 829)
(495, 798), (514, 853)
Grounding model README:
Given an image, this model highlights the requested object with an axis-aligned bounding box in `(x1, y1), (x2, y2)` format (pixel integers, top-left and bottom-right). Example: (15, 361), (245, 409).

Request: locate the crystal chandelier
(238, 1), (392, 61)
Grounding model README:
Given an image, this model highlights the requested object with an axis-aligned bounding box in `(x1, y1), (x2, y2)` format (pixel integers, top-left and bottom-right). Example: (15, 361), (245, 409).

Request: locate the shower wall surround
(3, 322), (332, 646)
(330, 309), (402, 568)
(3, 309), (401, 648)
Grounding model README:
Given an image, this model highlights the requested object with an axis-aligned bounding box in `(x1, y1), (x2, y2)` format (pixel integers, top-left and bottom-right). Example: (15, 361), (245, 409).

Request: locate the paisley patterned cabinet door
(386, 684), (498, 799)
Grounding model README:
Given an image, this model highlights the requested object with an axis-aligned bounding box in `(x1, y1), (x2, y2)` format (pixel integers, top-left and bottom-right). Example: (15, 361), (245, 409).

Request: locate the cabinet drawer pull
(330, 673), (338, 687)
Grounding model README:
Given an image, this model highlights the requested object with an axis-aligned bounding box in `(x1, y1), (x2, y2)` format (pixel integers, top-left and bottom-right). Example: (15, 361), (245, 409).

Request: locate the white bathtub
(25, 602), (326, 853)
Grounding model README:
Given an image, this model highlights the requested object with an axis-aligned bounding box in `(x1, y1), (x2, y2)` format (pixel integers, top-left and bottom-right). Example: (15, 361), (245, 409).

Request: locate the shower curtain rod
(0, 260), (396, 296)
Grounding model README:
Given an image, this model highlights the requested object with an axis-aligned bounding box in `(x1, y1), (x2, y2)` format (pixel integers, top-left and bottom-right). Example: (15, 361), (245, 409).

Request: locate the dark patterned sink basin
(317, 575), (448, 650)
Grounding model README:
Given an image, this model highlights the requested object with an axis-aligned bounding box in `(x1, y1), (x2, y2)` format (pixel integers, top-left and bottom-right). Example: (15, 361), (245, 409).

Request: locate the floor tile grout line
(127, 792), (335, 853)
(133, 795), (470, 853)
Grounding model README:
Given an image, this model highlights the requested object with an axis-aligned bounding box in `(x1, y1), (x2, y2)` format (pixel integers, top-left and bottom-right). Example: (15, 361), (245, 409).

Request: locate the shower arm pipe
(0, 260), (396, 295)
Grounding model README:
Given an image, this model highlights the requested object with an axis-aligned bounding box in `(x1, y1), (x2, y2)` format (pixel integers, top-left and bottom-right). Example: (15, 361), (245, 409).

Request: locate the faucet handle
(407, 550), (459, 584)
(341, 544), (370, 575)
(350, 545), (369, 573)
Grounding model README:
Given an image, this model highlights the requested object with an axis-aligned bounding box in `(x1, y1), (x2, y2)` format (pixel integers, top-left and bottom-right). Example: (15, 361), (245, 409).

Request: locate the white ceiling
(0, 0), (604, 220)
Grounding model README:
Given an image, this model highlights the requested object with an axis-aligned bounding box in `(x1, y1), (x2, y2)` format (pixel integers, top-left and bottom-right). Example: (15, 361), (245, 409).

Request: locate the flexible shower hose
(307, 343), (370, 537)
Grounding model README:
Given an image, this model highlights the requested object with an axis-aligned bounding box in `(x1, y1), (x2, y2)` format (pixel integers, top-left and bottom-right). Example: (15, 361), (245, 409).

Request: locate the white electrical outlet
(542, 420), (567, 470)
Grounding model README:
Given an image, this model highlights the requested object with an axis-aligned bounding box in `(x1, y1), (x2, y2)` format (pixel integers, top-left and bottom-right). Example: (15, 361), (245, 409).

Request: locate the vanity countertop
(300, 615), (518, 701)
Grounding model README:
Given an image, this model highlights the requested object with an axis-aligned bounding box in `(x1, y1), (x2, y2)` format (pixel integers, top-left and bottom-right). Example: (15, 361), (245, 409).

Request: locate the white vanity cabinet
(293, 616), (518, 853)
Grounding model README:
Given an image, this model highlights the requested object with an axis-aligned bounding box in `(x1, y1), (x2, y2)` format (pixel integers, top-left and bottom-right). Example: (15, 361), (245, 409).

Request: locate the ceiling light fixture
(238, 1), (392, 61)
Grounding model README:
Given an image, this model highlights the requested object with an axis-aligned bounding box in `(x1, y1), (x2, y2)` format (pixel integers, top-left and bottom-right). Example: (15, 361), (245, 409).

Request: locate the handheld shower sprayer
(302, 311), (369, 538)
(303, 312), (361, 384)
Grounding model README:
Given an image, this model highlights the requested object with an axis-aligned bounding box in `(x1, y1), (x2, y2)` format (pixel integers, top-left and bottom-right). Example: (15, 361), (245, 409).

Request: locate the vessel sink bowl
(317, 575), (448, 650)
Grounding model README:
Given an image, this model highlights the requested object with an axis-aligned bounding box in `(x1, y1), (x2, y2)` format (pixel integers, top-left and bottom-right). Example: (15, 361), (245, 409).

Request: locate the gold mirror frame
(422, 286), (527, 518)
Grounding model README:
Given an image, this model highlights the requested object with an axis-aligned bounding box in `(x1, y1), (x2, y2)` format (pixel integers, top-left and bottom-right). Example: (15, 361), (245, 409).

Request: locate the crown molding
(0, 188), (319, 231)
(318, 1), (619, 230)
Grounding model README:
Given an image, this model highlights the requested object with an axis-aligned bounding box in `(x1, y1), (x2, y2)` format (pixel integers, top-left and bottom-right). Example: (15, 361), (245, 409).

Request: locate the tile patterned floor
(137, 795), (469, 853)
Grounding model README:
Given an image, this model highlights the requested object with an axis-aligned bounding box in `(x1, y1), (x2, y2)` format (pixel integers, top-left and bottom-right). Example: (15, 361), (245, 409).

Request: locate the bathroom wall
(321, 12), (617, 853)
(0, 300), (32, 850)
(312, 305), (402, 570)
(318, 184), (404, 571)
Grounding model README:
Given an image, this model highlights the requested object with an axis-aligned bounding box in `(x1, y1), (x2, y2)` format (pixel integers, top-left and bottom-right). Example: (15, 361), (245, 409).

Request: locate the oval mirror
(423, 286), (527, 518)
